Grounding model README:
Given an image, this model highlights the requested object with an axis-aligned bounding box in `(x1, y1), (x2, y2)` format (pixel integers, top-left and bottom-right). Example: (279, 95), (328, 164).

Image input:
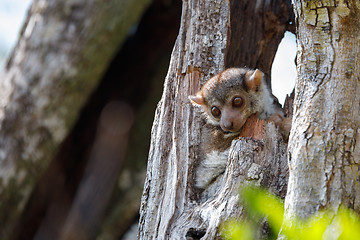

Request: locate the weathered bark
(139, 0), (293, 239)
(0, 0), (151, 238)
(285, 0), (360, 220)
(167, 118), (289, 240)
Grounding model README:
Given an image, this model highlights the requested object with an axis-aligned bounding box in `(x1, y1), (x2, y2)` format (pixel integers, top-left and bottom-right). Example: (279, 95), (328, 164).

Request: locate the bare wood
(139, 0), (293, 239)
(239, 114), (265, 140)
(285, 0), (360, 220)
(170, 123), (288, 239)
(138, 1), (230, 237)
(0, 0), (151, 237)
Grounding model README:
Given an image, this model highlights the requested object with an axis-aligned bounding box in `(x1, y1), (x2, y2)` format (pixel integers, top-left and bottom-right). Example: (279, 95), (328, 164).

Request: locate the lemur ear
(245, 69), (264, 90)
(189, 92), (205, 105)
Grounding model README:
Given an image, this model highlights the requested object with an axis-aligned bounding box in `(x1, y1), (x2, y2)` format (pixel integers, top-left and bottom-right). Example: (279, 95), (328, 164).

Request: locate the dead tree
(138, 0), (294, 239)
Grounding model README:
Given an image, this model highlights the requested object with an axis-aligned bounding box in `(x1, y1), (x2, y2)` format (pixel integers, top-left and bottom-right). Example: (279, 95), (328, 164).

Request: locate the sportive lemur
(189, 68), (291, 189)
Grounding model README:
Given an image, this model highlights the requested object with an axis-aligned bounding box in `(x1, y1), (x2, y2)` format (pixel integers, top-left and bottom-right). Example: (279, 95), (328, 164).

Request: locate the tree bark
(0, 0), (151, 238)
(285, 0), (360, 221)
(139, 0), (293, 239)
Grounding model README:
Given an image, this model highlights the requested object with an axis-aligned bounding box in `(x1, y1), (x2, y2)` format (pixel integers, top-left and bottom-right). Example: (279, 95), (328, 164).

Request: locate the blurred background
(0, 0), (296, 239)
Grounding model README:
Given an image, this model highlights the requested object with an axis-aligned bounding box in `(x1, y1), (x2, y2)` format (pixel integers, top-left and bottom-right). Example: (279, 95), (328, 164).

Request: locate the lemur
(189, 68), (291, 189)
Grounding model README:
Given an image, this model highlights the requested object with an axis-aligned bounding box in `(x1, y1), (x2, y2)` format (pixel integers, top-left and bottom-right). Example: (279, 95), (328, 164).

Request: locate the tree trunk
(0, 0), (151, 238)
(285, 0), (360, 221)
(139, 0), (293, 239)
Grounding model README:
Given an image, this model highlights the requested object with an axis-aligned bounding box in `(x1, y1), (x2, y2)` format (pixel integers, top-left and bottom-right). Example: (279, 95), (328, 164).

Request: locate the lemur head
(189, 68), (265, 133)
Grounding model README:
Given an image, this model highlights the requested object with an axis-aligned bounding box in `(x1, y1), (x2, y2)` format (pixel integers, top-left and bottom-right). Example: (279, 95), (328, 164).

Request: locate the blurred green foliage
(221, 185), (360, 240)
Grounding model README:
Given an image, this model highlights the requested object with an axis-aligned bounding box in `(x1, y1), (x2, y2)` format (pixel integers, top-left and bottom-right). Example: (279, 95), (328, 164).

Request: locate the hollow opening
(271, 31), (297, 105)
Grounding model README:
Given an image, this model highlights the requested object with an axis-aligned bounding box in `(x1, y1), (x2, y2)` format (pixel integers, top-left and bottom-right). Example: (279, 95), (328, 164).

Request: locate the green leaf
(221, 219), (254, 240)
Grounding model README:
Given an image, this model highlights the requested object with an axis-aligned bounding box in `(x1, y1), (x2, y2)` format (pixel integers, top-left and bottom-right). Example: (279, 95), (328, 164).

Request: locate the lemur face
(206, 93), (250, 133)
(189, 68), (264, 133)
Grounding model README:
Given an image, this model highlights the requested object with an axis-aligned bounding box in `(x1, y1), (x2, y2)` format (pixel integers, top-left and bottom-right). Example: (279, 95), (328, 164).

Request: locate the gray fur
(190, 68), (283, 189)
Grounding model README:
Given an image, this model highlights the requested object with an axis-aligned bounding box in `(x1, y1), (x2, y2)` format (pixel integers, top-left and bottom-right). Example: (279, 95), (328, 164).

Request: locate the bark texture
(285, 0), (360, 220)
(139, 0), (293, 239)
(0, 0), (151, 238)
(168, 118), (289, 240)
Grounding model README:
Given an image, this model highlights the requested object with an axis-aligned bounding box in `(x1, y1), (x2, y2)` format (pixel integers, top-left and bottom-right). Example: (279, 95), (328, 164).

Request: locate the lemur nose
(223, 121), (233, 130)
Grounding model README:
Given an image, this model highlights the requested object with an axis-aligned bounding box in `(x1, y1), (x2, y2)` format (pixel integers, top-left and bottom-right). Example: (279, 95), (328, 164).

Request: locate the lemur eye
(232, 97), (244, 108)
(211, 106), (221, 118)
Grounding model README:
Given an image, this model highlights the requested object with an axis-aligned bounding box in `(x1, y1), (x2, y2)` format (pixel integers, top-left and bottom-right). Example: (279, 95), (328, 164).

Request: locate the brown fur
(189, 68), (291, 189)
